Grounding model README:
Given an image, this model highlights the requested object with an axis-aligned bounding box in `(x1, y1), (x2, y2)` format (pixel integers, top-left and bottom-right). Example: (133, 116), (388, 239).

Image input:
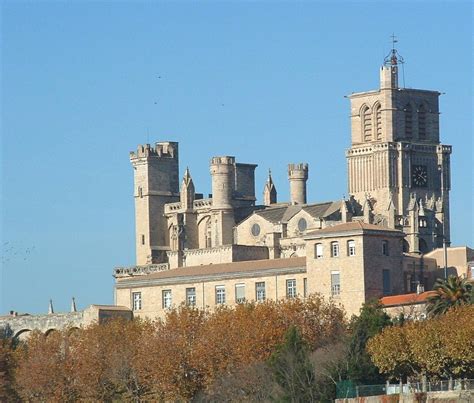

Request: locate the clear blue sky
(1, 1), (472, 314)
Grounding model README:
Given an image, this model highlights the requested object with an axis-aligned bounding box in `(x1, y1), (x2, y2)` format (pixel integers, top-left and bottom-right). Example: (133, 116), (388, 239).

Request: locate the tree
(426, 275), (473, 317)
(269, 326), (317, 402)
(346, 301), (392, 384)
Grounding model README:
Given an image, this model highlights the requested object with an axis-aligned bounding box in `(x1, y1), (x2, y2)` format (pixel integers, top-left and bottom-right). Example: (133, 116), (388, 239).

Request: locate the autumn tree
(367, 305), (474, 380)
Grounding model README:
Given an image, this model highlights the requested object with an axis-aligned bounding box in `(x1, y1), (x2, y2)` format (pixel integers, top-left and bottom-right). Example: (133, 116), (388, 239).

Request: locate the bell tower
(346, 38), (451, 253)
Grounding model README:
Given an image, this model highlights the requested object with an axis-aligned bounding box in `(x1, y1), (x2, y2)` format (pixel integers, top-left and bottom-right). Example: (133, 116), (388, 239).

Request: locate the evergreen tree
(269, 326), (317, 402)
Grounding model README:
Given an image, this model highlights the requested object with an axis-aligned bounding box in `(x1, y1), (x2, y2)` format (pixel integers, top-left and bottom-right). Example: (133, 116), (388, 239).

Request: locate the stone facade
(114, 50), (460, 319)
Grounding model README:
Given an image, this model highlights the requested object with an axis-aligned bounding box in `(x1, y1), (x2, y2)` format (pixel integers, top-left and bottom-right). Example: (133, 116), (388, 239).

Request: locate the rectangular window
(331, 242), (339, 257)
(215, 286), (226, 305)
(315, 243), (323, 258)
(383, 270), (391, 295)
(286, 279), (297, 299)
(331, 271), (341, 296)
(348, 240), (356, 256)
(235, 283), (246, 304)
(382, 240), (389, 256)
(141, 235), (145, 245)
(255, 282), (266, 301)
(303, 278), (308, 298)
(186, 287), (196, 306)
(162, 289), (172, 309)
(132, 292), (142, 311)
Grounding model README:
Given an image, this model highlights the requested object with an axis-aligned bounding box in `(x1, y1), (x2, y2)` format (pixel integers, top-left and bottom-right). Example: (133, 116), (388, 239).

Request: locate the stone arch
(417, 103), (427, 139)
(45, 328), (58, 337)
(373, 102), (382, 140)
(14, 329), (31, 342)
(419, 238), (429, 254)
(402, 239), (410, 253)
(198, 216), (211, 249)
(360, 104), (372, 142)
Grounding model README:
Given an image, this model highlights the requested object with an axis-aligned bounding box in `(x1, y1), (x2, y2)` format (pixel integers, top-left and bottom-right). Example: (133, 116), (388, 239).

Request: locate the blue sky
(1, 1), (472, 314)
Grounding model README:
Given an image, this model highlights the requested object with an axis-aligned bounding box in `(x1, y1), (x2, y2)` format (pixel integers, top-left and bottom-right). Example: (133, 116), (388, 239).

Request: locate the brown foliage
(10, 295), (346, 401)
(367, 305), (474, 380)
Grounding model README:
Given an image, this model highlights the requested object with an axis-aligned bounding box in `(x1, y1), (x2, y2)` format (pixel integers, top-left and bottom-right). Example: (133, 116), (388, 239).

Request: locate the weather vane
(384, 33), (405, 67)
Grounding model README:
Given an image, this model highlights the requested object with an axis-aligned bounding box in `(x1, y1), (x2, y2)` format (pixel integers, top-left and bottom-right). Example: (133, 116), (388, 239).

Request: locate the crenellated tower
(346, 41), (451, 253)
(288, 163), (309, 205)
(130, 142), (179, 264)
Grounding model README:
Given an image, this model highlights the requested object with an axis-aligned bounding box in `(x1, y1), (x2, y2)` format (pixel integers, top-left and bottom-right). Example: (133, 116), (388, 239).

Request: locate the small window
(132, 292), (142, 311)
(215, 286), (226, 305)
(251, 223), (261, 237)
(186, 287), (196, 306)
(382, 240), (389, 256)
(141, 235), (145, 245)
(383, 270), (391, 295)
(303, 278), (308, 298)
(286, 279), (297, 299)
(331, 271), (340, 296)
(331, 241), (339, 257)
(297, 218), (307, 232)
(315, 243), (323, 259)
(256, 282), (266, 301)
(347, 240), (356, 256)
(138, 187), (143, 198)
(162, 290), (172, 309)
(235, 284), (246, 304)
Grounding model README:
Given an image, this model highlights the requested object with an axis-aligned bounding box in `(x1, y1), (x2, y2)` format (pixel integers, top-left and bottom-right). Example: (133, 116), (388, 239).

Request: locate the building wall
(116, 271), (308, 320)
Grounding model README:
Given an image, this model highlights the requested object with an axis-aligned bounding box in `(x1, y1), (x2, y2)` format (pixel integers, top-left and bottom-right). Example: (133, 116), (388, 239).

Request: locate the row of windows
(132, 279), (309, 311)
(330, 269), (391, 297)
(361, 104), (383, 142)
(314, 240), (390, 258)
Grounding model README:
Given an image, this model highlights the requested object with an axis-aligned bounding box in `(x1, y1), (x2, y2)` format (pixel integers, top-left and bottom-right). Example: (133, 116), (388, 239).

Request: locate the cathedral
(114, 48), (460, 318)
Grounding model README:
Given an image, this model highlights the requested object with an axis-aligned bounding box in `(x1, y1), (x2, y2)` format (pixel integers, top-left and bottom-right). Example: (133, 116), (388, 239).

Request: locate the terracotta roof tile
(380, 291), (436, 307)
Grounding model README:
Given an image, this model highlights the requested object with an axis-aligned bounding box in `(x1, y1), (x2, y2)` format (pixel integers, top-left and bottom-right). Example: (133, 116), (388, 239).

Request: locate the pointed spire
(363, 195), (373, 224)
(180, 167), (195, 210)
(418, 199), (426, 216)
(48, 299), (54, 314)
(263, 169), (277, 206)
(341, 197), (351, 223)
(71, 297), (77, 312)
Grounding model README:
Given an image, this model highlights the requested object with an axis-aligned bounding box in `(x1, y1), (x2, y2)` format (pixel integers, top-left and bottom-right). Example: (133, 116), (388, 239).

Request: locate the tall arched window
(418, 104), (426, 139)
(404, 103), (413, 138)
(362, 105), (372, 142)
(375, 104), (382, 140)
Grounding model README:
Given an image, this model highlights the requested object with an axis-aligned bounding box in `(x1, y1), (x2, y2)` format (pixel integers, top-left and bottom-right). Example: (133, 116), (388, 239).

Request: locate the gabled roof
(380, 291), (435, 307)
(253, 201), (336, 224)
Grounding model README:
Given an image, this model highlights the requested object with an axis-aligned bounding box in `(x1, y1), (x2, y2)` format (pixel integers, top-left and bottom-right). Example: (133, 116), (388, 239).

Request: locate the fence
(336, 378), (473, 399)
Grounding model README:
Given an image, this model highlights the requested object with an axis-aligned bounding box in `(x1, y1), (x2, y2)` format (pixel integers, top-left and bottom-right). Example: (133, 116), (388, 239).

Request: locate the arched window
(375, 104), (382, 140)
(418, 104), (426, 139)
(404, 103), (413, 138)
(362, 105), (372, 142)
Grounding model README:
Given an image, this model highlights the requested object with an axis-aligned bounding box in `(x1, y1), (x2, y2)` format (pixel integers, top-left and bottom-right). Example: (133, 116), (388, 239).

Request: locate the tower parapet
(288, 163), (309, 205)
(210, 156), (235, 209)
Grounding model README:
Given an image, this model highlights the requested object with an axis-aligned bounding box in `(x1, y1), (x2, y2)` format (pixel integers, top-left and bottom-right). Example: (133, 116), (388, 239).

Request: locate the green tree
(269, 326), (317, 402)
(346, 301), (392, 384)
(427, 275), (473, 317)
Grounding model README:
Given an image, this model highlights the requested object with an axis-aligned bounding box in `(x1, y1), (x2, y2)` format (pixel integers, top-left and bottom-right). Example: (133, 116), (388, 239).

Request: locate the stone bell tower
(130, 142), (180, 265)
(346, 39), (451, 253)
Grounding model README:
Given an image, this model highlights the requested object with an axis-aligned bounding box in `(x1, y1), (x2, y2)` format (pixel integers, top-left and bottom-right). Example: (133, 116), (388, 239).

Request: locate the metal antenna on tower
(384, 34), (406, 88)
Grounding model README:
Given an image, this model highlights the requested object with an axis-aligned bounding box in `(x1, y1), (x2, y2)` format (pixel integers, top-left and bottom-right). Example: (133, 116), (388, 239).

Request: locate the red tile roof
(380, 291), (436, 307)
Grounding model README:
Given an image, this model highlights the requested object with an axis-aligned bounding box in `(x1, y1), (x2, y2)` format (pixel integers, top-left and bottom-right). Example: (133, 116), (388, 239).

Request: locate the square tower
(346, 48), (451, 253)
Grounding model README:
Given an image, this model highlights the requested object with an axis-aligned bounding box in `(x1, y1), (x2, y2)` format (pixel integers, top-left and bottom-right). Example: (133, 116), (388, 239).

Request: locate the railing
(336, 378), (473, 399)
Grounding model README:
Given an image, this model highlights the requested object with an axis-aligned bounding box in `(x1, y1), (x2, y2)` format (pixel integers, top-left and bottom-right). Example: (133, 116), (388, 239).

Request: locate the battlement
(130, 141), (179, 161)
(288, 163), (309, 178)
(211, 156), (235, 165)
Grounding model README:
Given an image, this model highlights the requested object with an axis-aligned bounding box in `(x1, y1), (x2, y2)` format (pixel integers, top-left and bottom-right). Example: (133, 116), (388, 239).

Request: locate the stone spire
(387, 192), (397, 228)
(71, 297), (77, 312)
(363, 195), (373, 224)
(180, 167), (195, 210)
(263, 169), (277, 206)
(48, 299), (54, 314)
(341, 197), (351, 223)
